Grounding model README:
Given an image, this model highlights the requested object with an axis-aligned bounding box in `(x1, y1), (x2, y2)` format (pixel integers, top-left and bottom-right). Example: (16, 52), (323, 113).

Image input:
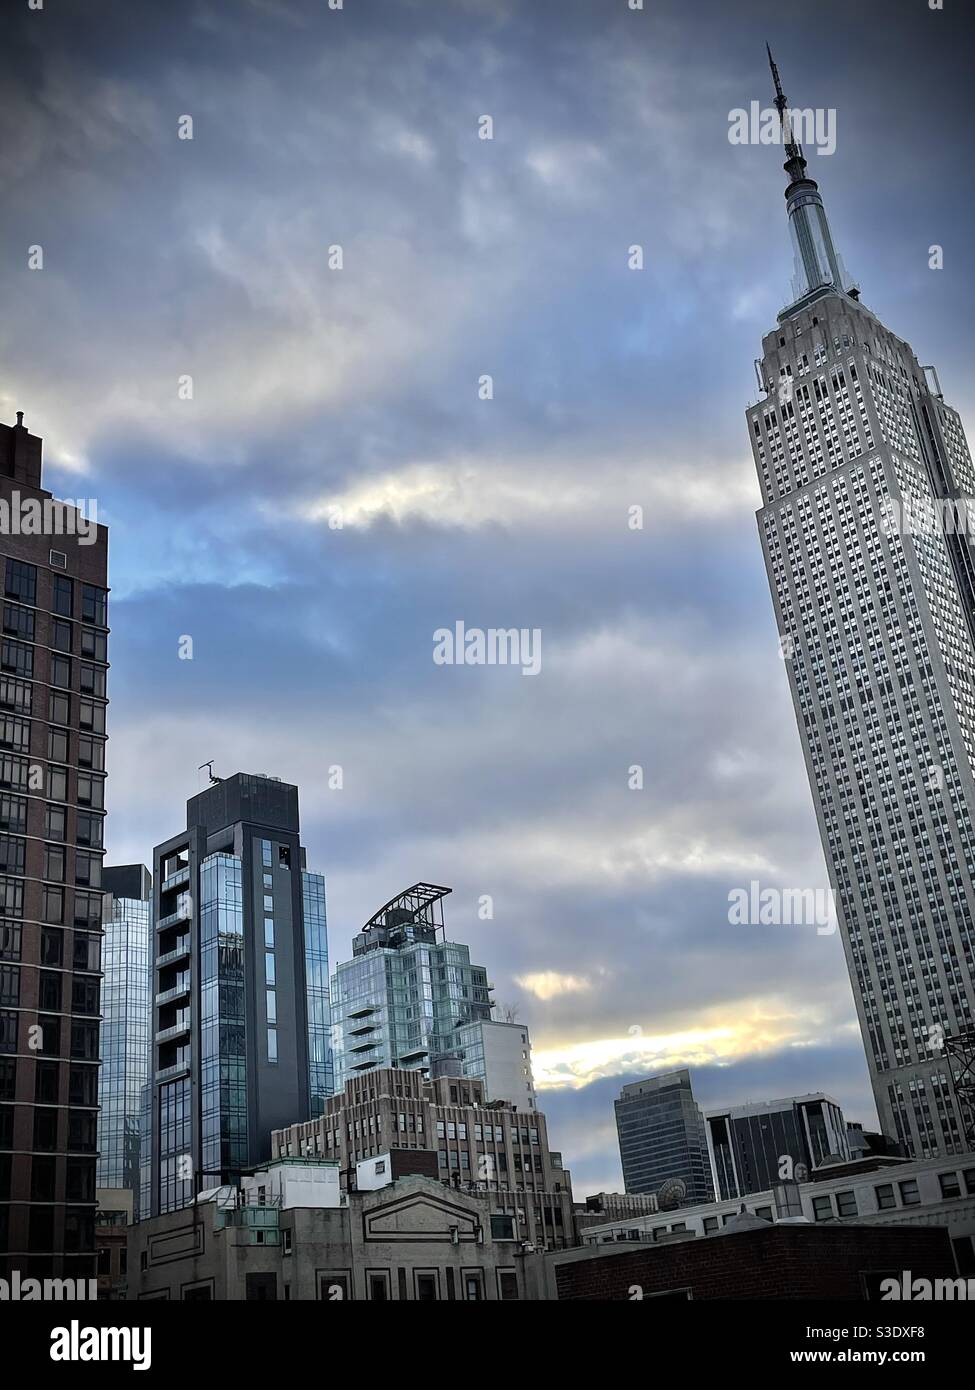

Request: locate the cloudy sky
(2, 0), (974, 1195)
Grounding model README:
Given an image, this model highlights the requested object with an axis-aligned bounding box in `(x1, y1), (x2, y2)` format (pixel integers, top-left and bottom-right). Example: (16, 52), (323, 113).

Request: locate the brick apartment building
(0, 414), (109, 1280)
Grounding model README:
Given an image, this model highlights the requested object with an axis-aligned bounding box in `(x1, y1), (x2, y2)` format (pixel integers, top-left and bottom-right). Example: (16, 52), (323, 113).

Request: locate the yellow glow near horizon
(530, 1007), (847, 1090)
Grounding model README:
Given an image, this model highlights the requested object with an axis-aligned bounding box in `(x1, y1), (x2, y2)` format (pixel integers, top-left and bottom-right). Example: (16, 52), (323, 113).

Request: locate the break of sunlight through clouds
(291, 453), (758, 532)
(515, 972), (593, 1003)
(530, 1001), (847, 1089)
(4, 0), (975, 1195)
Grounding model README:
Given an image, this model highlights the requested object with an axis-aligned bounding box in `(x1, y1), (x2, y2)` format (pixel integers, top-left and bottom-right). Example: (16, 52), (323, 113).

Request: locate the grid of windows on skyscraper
(0, 456), (109, 1276)
(751, 56), (975, 1159)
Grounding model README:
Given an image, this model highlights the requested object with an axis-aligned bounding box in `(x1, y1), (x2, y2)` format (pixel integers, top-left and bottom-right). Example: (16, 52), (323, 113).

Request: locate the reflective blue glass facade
(332, 924), (492, 1092)
(200, 854), (247, 1186)
(157, 1075), (192, 1213)
(302, 870), (332, 1115)
(96, 888), (151, 1214)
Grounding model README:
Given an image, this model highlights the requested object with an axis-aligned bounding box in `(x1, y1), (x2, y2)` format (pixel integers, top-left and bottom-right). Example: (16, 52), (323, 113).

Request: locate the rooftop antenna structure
(763, 42), (854, 307)
(766, 43), (801, 162)
(944, 1026), (975, 1148)
(198, 759), (222, 786)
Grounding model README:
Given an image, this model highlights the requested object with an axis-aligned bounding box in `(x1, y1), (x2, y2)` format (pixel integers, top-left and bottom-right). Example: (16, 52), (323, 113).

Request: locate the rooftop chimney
(0, 412), (43, 489)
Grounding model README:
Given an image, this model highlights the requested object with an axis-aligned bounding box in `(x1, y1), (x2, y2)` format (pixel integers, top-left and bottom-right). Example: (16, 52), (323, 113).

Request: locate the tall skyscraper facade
(147, 773), (330, 1216)
(614, 1070), (714, 1204)
(97, 865), (152, 1214)
(0, 413), (109, 1279)
(330, 884), (495, 1095)
(751, 56), (975, 1157)
(705, 1093), (849, 1201)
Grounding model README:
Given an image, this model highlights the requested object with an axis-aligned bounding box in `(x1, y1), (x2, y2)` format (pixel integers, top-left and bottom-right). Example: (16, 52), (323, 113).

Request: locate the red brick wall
(555, 1225), (955, 1300)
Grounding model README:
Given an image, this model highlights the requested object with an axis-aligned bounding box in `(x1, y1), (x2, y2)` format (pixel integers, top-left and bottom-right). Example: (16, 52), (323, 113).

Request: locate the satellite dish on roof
(656, 1177), (687, 1211)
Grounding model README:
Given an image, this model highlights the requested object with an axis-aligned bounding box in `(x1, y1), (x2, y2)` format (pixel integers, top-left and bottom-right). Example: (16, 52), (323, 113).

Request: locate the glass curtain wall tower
(302, 868), (332, 1114)
(97, 865), (152, 1215)
(751, 54), (975, 1157)
(705, 1093), (849, 1200)
(614, 1070), (715, 1204)
(331, 884), (494, 1093)
(147, 773), (331, 1216)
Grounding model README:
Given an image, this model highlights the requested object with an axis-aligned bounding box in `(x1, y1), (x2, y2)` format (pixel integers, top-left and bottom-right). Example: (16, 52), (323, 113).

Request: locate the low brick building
(539, 1212), (957, 1300)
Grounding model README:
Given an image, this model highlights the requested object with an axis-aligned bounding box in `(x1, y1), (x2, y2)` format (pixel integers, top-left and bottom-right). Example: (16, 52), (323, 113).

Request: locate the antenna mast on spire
(766, 42), (786, 112)
(766, 43), (802, 164)
(761, 45), (854, 308)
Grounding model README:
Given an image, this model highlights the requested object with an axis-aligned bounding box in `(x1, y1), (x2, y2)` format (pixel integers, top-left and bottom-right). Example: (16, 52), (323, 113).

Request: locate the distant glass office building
(331, 884), (495, 1094)
(147, 773), (331, 1216)
(706, 1093), (850, 1200)
(614, 1069), (715, 1204)
(97, 865), (152, 1215)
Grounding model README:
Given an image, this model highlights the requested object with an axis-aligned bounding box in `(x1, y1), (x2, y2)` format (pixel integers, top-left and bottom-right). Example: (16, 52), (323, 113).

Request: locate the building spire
(766, 46), (852, 310)
(766, 43), (804, 176)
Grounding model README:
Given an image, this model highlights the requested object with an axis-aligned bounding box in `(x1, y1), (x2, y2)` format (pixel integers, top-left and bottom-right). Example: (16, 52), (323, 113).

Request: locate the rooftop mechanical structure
(944, 1028), (975, 1149)
(354, 882), (452, 955)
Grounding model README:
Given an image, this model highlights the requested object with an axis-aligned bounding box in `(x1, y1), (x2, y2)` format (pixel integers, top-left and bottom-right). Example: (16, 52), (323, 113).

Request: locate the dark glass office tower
(97, 865), (151, 1214)
(0, 413), (109, 1279)
(147, 773), (330, 1216)
(614, 1069), (714, 1204)
(751, 55), (975, 1157)
(705, 1093), (849, 1200)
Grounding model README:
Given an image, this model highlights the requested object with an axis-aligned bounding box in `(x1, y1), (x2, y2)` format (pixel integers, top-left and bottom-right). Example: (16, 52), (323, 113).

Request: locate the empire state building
(750, 51), (975, 1157)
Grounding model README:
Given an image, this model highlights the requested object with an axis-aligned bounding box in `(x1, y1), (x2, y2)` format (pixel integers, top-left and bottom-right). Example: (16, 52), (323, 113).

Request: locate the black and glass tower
(751, 53), (975, 1157)
(705, 1092), (849, 1200)
(147, 773), (331, 1215)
